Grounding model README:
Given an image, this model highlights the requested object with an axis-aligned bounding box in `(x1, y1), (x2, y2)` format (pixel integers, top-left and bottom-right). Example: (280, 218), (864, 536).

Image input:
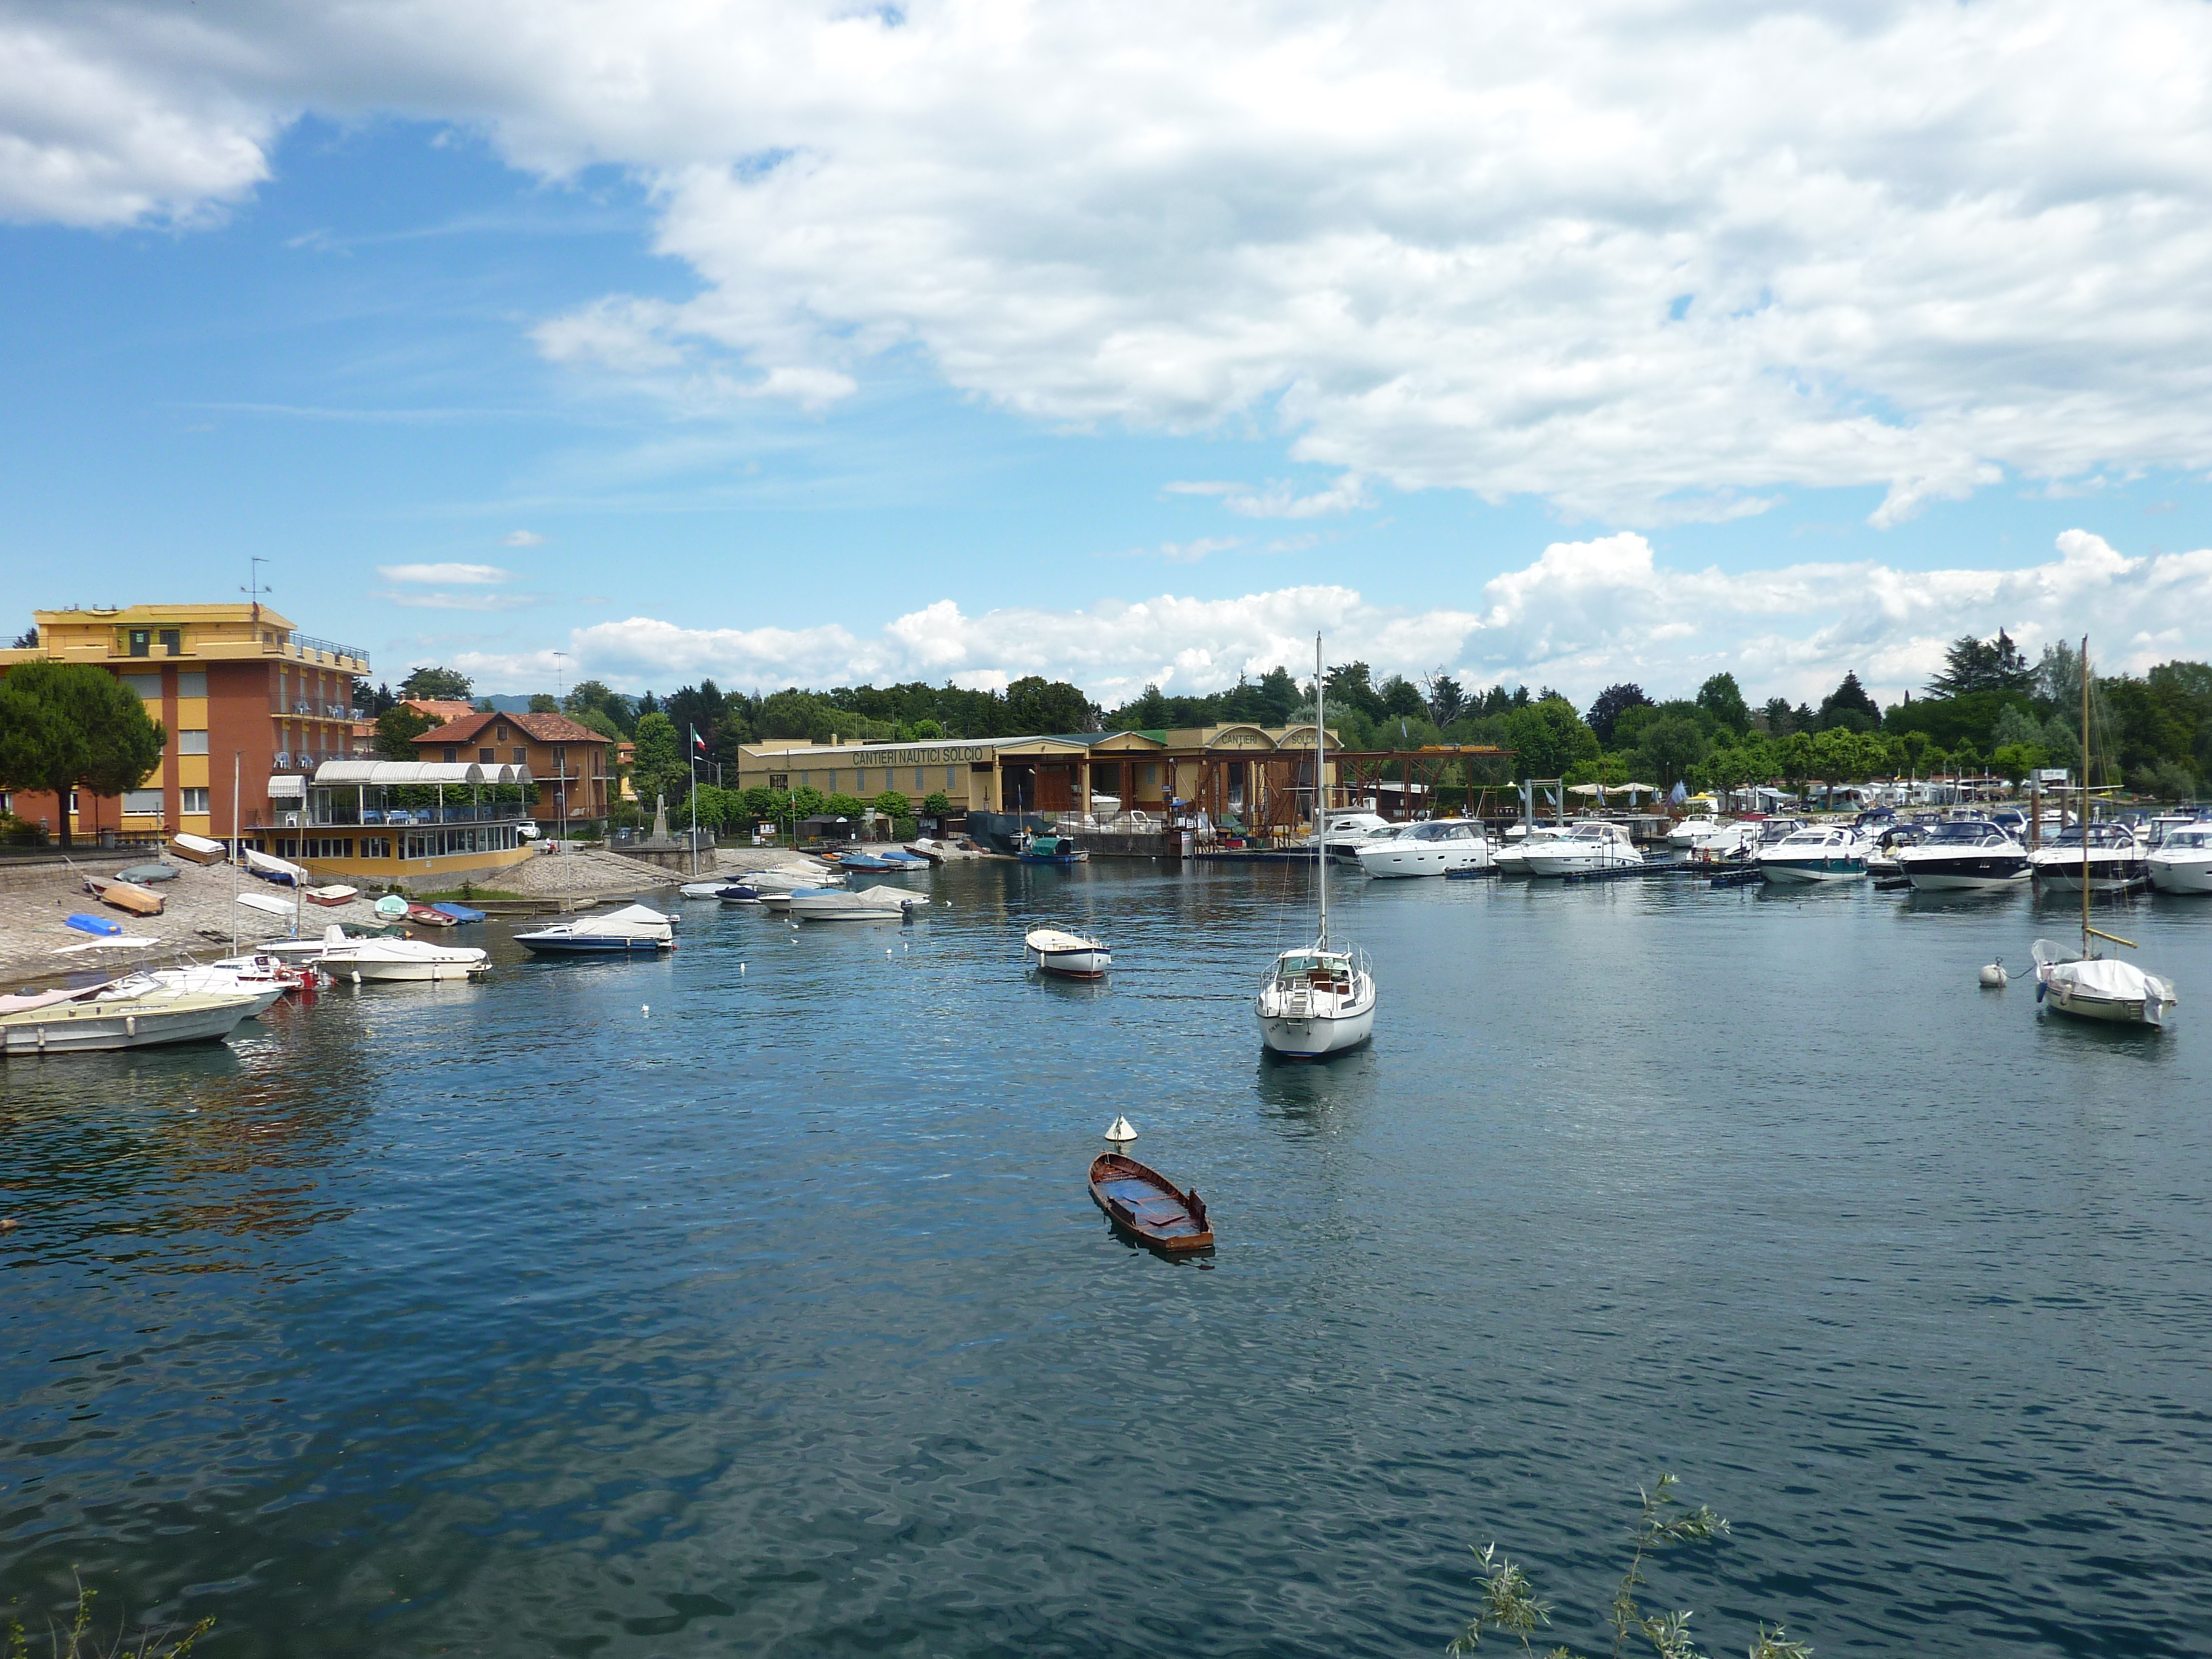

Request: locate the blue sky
(5, 2), (2212, 711)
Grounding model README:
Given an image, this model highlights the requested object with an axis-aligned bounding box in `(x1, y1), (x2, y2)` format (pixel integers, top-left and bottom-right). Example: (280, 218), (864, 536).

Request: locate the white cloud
(12, 4), (2212, 520)
(445, 528), (2212, 708)
(377, 561), (514, 585)
(501, 530), (545, 547)
(1167, 477), (1372, 519)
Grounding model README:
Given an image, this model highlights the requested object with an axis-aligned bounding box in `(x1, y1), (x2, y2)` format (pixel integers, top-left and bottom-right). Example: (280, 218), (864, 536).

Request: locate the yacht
(2028, 824), (2148, 894)
(1310, 810), (1400, 863)
(1897, 820), (2030, 890)
(1667, 815), (1721, 848)
(1523, 820), (1644, 877)
(1355, 818), (1492, 877)
(1689, 820), (1761, 863)
(1756, 825), (1868, 883)
(2147, 823), (2212, 894)
(1492, 824), (1568, 877)
(1255, 634), (1376, 1057)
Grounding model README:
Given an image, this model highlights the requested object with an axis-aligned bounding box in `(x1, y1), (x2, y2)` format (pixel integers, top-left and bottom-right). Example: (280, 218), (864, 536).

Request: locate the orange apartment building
(411, 709), (614, 830)
(0, 603), (370, 844)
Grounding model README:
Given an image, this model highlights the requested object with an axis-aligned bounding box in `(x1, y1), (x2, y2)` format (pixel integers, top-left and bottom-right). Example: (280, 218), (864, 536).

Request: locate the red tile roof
(402, 698), (479, 725)
(411, 710), (611, 748)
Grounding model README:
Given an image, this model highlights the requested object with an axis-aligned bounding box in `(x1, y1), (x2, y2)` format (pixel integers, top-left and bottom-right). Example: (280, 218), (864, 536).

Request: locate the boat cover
(2045, 955), (2175, 1002)
(0, 988), (83, 1013)
(236, 891), (297, 916)
(244, 848), (307, 883)
(65, 913), (122, 935)
(569, 905), (675, 939)
(118, 863), (178, 882)
(431, 902), (486, 922)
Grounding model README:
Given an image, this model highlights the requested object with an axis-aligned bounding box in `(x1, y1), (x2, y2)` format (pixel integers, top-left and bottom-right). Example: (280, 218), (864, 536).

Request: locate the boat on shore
(405, 903), (460, 927)
(1025, 928), (1111, 978)
(84, 876), (166, 916)
(1088, 1153), (1213, 1253)
(303, 884), (360, 907)
(243, 848), (307, 886)
(168, 832), (228, 866)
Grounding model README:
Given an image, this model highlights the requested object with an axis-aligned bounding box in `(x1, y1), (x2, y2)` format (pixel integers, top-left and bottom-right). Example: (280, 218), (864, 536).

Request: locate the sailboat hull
(1256, 1002), (1375, 1057)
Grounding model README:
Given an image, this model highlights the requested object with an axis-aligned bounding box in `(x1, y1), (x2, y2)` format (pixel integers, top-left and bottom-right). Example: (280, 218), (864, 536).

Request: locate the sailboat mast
(2081, 634), (2091, 948)
(1315, 631), (1329, 951)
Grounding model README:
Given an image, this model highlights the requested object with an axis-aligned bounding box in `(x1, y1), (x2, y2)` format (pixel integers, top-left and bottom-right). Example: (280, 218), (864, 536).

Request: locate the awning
(313, 760), (489, 785)
(268, 774), (306, 797)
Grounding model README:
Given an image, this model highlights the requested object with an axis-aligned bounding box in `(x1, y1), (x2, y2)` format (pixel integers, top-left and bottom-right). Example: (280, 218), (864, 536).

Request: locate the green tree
(1695, 672), (1752, 734)
(629, 712), (683, 809)
(1927, 629), (2032, 697)
(1584, 683), (1652, 746)
(374, 703), (439, 761)
(563, 679), (636, 736)
(1504, 697), (1600, 779)
(0, 662), (167, 850)
(871, 788), (912, 819)
(822, 791), (866, 822)
(740, 785), (785, 825)
(1992, 742), (2044, 786)
(922, 790), (953, 818)
(1003, 675), (1096, 735)
(572, 706), (624, 742)
(1631, 711), (1710, 788)
(528, 692), (560, 713)
(398, 665), (474, 702)
(1816, 669), (1881, 731)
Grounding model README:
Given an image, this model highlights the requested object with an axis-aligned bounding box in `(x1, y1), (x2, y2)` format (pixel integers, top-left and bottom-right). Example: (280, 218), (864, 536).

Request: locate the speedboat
(97, 960), (291, 1017)
(1, 983), (261, 1053)
(1017, 833), (1088, 864)
(515, 904), (675, 955)
(1355, 818), (1493, 877)
(716, 884), (763, 905)
(739, 864), (846, 893)
(2033, 939), (2177, 1027)
(1492, 824), (1568, 877)
(1025, 928), (1111, 978)
(2147, 823), (2212, 894)
(1308, 810), (1398, 863)
(1897, 820), (2030, 890)
(1668, 815), (1721, 848)
(306, 925), (491, 981)
(1523, 820), (1644, 877)
(2028, 825), (2148, 894)
(790, 886), (916, 920)
(680, 879), (733, 898)
(1757, 825), (1868, 883)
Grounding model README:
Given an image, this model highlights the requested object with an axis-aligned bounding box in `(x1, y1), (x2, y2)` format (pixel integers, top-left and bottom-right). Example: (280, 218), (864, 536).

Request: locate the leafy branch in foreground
(1447, 1473), (1811, 1659)
(5, 1575), (213, 1659)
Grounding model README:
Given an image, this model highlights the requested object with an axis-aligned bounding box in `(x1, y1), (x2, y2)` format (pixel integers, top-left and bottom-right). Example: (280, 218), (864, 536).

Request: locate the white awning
(313, 760), (488, 785)
(268, 773), (306, 797)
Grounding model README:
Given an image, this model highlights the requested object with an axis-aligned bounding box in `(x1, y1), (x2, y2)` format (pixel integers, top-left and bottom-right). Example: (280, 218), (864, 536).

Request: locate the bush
(922, 790), (953, 817)
(893, 816), (918, 840)
(0, 810), (49, 846)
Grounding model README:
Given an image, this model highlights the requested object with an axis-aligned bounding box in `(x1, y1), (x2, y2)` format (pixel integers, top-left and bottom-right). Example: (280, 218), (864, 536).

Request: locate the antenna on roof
(243, 557), (271, 625)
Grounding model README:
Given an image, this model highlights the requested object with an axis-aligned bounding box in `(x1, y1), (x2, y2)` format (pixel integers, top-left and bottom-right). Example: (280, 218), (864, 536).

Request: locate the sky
(5, 0), (2212, 714)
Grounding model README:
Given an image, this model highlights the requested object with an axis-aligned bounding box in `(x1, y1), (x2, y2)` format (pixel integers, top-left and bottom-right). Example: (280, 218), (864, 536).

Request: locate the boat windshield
(1275, 951), (1352, 982)
(1407, 822), (1474, 842)
(2163, 829), (2212, 849)
(1926, 821), (2003, 844)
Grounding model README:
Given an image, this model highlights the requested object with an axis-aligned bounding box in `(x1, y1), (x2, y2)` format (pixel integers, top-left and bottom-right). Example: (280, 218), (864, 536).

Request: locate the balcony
(287, 631), (371, 670)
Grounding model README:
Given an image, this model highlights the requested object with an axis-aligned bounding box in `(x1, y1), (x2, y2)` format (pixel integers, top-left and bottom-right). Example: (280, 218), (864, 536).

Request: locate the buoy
(1980, 958), (2008, 988)
(642, 1004), (651, 1017)
(739, 963), (745, 973)
(1105, 1114), (1137, 1143)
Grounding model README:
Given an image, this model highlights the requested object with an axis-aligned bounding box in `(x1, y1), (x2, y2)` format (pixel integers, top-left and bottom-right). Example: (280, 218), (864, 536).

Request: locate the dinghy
(430, 901), (486, 923)
(243, 848), (307, 885)
(405, 903), (459, 927)
(84, 877), (165, 917)
(64, 912), (123, 936)
(1088, 1153), (1213, 1253)
(303, 885), (359, 907)
(168, 833), (227, 866)
(236, 891), (297, 917)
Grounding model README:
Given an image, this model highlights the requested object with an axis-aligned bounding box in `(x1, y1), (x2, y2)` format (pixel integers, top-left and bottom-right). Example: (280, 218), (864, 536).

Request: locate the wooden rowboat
(406, 903), (459, 927)
(1088, 1153), (1213, 1253)
(169, 833), (227, 865)
(303, 885), (359, 907)
(84, 876), (166, 917)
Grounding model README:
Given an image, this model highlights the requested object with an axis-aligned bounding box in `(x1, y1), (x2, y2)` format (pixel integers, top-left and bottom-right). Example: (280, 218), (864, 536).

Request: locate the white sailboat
(2033, 635), (2177, 1029)
(1255, 635), (1378, 1057)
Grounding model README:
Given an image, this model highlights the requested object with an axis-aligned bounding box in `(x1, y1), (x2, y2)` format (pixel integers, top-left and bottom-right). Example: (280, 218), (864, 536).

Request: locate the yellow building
(0, 602), (368, 843)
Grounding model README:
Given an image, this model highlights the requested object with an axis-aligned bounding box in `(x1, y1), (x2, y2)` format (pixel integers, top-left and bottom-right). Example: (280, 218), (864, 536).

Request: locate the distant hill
(478, 694), (542, 714)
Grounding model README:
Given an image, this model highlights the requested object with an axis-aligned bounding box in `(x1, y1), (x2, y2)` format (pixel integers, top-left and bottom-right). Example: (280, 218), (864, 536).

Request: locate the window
(513, 747), (526, 765)
(496, 723), (508, 741)
(360, 837), (392, 860)
(442, 746), (458, 763)
(121, 672), (159, 699)
(768, 773), (788, 791)
(178, 729), (209, 755)
(159, 628), (181, 656)
(302, 837), (352, 859)
(551, 745), (567, 770)
(946, 766), (958, 789)
(178, 671), (207, 698)
(122, 789), (164, 816)
(181, 788), (209, 815)
(127, 629), (150, 657)
(480, 748), (495, 763)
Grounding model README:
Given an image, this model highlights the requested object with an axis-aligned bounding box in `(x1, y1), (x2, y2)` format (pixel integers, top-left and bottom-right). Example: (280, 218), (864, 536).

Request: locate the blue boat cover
(65, 913), (123, 935)
(431, 902), (487, 922)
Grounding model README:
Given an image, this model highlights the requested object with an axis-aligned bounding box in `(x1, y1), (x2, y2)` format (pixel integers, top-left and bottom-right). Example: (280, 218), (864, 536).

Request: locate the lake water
(4, 862), (2211, 1657)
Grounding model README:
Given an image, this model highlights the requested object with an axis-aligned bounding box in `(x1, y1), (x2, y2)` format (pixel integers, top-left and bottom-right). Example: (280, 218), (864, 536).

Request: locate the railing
(307, 803), (532, 828)
(287, 631), (371, 666)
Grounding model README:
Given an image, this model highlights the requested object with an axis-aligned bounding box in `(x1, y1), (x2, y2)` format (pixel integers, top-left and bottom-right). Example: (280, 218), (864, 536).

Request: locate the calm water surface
(4, 863), (2211, 1657)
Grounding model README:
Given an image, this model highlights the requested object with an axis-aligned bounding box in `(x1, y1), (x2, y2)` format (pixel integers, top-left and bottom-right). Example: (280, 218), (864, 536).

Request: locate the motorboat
(679, 879), (731, 898)
(739, 864), (846, 894)
(1866, 823), (1924, 878)
(790, 886), (917, 921)
(1896, 820), (2029, 890)
(1522, 820), (1644, 877)
(1354, 818), (1493, 877)
(306, 925), (490, 981)
(837, 850), (901, 871)
(716, 884), (764, 905)
(1, 983), (260, 1054)
(1668, 815), (1721, 848)
(1691, 820), (1761, 863)
(1255, 632), (1376, 1057)
(2147, 823), (2212, 894)
(515, 904), (675, 955)
(1757, 825), (1868, 883)
(1017, 832), (1088, 864)
(1025, 928), (1111, 978)
(98, 964), (289, 1018)
(2028, 824), (2148, 894)
(1492, 824), (1568, 877)
(1309, 810), (1399, 864)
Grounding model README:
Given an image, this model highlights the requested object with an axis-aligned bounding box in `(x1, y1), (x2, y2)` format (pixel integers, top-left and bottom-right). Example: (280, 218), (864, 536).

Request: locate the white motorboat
(1256, 633), (1376, 1057)
(790, 886), (916, 921)
(98, 962), (289, 1017)
(1691, 820), (1761, 863)
(243, 847), (307, 885)
(1, 984), (260, 1053)
(515, 904), (676, 955)
(1492, 824), (1568, 876)
(740, 864), (848, 893)
(1309, 810), (1399, 863)
(2147, 823), (2212, 894)
(303, 925), (489, 982)
(1025, 928), (1111, 978)
(2028, 825), (2148, 893)
(1355, 818), (1492, 877)
(1757, 825), (1868, 883)
(679, 879), (732, 898)
(1668, 815), (1721, 848)
(1523, 820), (1644, 877)
(1897, 820), (2030, 890)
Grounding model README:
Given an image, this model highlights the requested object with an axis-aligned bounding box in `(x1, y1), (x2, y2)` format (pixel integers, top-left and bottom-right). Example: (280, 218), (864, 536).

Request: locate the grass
(412, 888), (529, 902)
(6, 1578), (211, 1659)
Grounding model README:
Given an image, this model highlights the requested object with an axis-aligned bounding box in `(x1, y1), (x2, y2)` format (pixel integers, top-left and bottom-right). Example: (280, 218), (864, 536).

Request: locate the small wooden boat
(1025, 928), (1111, 979)
(1088, 1153), (1214, 1253)
(169, 832), (227, 866)
(406, 903), (459, 927)
(431, 901), (486, 923)
(303, 884), (359, 907)
(84, 876), (166, 917)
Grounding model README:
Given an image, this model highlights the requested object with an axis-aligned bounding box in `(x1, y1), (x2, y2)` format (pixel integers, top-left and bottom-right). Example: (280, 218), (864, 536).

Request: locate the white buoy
(739, 963), (745, 974)
(1980, 959), (2008, 988)
(1105, 1114), (1138, 1143)
(642, 1003), (651, 1016)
